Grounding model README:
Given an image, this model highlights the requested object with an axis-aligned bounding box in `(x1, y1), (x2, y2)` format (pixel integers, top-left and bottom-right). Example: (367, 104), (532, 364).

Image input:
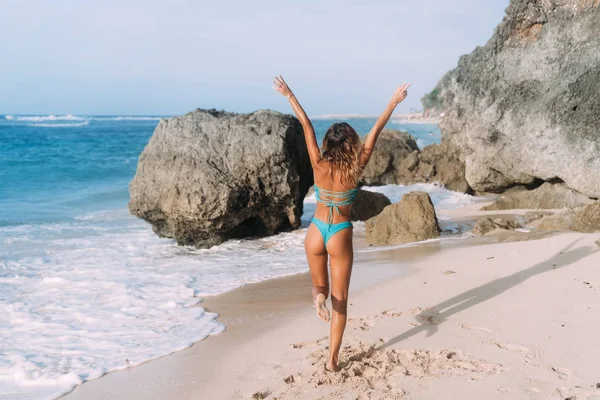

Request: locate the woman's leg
(325, 227), (353, 371)
(305, 223), (330, 322)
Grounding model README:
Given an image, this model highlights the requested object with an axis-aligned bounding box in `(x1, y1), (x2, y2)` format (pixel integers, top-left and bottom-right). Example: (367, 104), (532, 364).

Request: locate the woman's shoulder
(312, 159), (330, 176)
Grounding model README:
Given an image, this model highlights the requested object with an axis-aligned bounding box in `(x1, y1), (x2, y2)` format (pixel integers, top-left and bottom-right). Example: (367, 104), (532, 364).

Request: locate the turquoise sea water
(0, 113), (445, 399)
(0, 115), (440, 226)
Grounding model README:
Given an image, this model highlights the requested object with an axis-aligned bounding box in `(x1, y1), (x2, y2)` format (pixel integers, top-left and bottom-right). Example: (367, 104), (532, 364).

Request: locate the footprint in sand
(357, 320), (374, 331)
(347, 309), (405, 332)
(416, 309), (442, 325)
(494, 342), (532, 353)
(251, 390), (271, 399)
(291, 336), (328, 349)
(272, 343), (505, 400)
(496, 386), (513, 394)
(409, 306), (424, 315)
(525, 387), (542, 393)
(307, 343), (503, 386)
(283, 374), (299, 384)
(494, 342), (541, 361)
(559, 386), (600, 399)
(551, 366), (571, 381)
(460, 323), (493, 333)
(382, 308), (403, 318)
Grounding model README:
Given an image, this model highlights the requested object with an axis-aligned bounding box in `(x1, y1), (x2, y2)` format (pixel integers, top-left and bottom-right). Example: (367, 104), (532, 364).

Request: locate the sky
(0, 0), (510, 116)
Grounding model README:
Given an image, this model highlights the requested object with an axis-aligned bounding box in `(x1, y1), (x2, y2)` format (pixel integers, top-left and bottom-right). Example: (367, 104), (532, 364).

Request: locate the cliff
(439, 0), (600, 198)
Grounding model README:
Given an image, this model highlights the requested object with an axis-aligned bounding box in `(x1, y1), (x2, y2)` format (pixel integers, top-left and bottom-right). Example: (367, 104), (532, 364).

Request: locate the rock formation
(129, 109), (313, 248)
(472, 218), (522, 236)
(524, 210), (554, 224)
(360, 129), (470, 193)
(481, 183), (593, 211)
(421, 83), (444, 118)
(365, 192), (440, 245)
(350, 190), (391, 221)
(413, 141), (470, 193)
(360, 129), (420, 185)
(535, 201), (600, 232)
(439, 0), (600, 198)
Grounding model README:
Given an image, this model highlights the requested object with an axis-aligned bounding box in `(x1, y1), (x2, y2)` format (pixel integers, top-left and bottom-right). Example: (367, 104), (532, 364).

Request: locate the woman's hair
(320, 122), (362, 187)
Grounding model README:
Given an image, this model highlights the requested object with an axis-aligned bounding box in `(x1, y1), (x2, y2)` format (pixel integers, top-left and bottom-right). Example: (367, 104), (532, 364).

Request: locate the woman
(273, 76), (410, 372)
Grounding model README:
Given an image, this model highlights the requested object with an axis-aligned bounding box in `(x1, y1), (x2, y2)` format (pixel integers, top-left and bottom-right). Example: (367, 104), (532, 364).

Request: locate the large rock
(473, 218), (522, 236)
(360, 129), (471, 193)
(365, 192), (440, 245)
(439, 0), (600, 198)
(414, 141), (470, 193)
(350, 189), (391, 221)
(524, 210), (554, 224)
(535, 201), (600, 232)
(361, 129), (420, 185)
(129, 109), (313, 248)
(481, 182), (593, 211)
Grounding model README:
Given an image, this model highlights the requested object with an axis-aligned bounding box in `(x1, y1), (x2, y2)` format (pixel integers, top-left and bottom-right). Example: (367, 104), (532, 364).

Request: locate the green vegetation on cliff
(421, 84), (443, 116)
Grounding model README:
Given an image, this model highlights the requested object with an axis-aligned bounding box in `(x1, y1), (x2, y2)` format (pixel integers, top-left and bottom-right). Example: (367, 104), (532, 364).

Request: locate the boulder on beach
(481, 183), (593, 211)
(350, 189), (391, 221)
(365, 191), (440, 245)
(439, 0), (600, 198)
(473, 218), (522, 236)
(360, 129), (420, 186)
(535, 201), (600, 233)
(129, 109), (313, 248)
(359, 129), (471, 193)
(414, 141), (470, 193)
(524, 210), (555, 224)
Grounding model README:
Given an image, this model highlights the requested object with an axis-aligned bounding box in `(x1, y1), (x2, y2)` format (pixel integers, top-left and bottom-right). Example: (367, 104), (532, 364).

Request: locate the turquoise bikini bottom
(311, 217), (353, 245)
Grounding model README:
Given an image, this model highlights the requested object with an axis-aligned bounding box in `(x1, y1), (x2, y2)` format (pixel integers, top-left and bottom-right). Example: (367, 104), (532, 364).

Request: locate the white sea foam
(3, 115), (163, 123)
(91, 116), (164, 121)
(28, 122), (90, 128)
(361, 182), (475, 210)
(0, 216), (309, 399)
(6, 114), (84, 122)
(0, 183), (473, 400)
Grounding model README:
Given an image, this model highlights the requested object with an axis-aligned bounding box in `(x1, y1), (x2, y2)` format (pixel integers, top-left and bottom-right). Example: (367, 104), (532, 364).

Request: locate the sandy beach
(61, 204), (600, 400)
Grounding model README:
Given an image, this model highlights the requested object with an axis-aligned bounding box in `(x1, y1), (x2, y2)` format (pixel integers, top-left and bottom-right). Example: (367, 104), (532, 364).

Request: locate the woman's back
(312, 161), (358, 224)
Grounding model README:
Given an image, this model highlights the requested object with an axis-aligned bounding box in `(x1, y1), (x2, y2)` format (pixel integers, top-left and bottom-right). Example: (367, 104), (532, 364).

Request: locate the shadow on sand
(367, 239), (598, 354)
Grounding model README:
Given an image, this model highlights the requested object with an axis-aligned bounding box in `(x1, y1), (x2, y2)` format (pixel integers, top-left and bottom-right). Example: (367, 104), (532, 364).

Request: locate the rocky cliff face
(440, 0), (600, 198)
(129, 109), (313, 248)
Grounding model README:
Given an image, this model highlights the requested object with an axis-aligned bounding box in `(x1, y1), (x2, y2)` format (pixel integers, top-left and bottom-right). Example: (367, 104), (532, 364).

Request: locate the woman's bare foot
(325, 360), (340, 372)
(314, 293), (330, 322)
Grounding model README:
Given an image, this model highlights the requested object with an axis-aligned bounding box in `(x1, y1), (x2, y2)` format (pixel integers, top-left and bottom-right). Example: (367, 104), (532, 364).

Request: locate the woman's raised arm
(359, 83), (411, 168)
(273, 76), (321, 167)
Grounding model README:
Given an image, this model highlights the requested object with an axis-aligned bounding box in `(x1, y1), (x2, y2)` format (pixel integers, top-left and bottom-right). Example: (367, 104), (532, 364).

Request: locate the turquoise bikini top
(314, 185), (359, 225)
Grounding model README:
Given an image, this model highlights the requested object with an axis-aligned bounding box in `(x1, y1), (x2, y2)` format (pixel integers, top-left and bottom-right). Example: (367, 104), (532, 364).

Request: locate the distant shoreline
(311, 112), (441, 125)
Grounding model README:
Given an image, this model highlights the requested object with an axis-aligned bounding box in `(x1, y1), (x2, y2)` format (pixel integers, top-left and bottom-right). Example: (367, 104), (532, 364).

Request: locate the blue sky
(0, 0), (509, 116)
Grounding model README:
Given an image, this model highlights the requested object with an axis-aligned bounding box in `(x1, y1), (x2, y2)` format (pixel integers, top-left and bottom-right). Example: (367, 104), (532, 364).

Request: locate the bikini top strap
(314, 185), (359, 225)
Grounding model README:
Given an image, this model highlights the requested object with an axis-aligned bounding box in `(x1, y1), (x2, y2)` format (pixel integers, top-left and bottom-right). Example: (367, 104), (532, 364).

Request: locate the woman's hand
(272, 75), (320, 166)
(359, 81), (412, 169)
(273, 75), (294, 99)
(391, 82), (411, 105)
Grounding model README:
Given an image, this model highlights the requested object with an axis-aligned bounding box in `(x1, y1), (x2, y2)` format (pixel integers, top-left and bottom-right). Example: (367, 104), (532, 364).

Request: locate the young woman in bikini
(273, 76), (410, 372)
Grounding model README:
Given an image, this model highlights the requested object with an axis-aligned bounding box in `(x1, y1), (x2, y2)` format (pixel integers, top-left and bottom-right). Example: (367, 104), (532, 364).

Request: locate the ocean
(0, 114), (473, 399)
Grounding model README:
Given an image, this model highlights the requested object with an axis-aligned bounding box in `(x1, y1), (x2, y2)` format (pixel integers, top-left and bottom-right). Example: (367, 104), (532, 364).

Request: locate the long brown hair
(320, 122), (362, 187)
